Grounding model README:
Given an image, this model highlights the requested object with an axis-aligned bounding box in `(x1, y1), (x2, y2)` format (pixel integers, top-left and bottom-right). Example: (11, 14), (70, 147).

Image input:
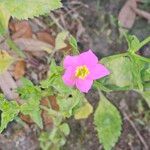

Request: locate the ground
(0, 0), (150, 150)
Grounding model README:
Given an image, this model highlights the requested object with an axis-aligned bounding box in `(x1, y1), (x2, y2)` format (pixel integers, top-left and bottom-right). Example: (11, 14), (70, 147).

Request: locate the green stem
(132, 54), (150, 63)
(6, 37), (26, 58)
(138, 36), (150, 50)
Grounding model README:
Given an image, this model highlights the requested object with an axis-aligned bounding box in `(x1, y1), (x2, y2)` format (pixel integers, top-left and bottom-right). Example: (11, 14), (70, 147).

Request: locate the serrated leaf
(17, 78), (41, 100)
(20, 98), (43, 128)
(0, 94), (20, 133)
(94, 92), (122, 150)
(55, 31), (68, 50)
(0, 50), (14, 74)
(74, 100), (93, 120)
(1, 0), (62, 19)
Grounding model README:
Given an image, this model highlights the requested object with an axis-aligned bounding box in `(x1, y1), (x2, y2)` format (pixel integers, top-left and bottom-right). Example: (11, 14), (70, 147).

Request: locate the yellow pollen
(75, 65), (90, 79)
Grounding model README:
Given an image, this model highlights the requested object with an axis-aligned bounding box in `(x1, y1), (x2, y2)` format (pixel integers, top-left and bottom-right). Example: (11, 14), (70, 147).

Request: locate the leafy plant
(0, 0), (62, 34)
(94, 92), (122, 150)
(0, 1), (150, 150)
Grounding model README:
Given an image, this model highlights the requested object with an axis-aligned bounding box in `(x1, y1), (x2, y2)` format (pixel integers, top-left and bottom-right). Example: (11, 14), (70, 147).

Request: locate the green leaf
(101, 56), (133, 88)
(57, 90), (83, 117)
(125, 34), (140, 53)
(69, 36), (79, 54)
(74, 100), (93, 120)
(49, 59), (63, 75)
(51, 75), (72, 93)
(40, 60), (63, 89)
(0, 50), (14, 74)
(0, 94), (20, 133)
(141, 63), (150, 82)
(20, 98), (43, 128)
(1, 0), (62, 19)
(0, 4), (10, 35)
(17, 78), (41, 100)
(59, 123), (70, 136)
(55, 31), (68, 50)
(128, 55), (144, 91)
(94, 92), (122, 150)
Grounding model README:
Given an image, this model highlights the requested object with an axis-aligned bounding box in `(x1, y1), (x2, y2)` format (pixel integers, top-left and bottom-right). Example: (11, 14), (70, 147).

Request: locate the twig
(49, 13), (64, 31)
(123, 111), (149, 150)
(132, 8), (150, 20)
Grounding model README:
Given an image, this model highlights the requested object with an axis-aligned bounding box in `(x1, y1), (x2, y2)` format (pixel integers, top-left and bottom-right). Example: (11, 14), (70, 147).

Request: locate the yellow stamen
(75, 65), (90, 79)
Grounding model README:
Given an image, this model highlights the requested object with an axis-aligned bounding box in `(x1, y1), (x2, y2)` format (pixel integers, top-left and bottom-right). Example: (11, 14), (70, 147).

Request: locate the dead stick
(123, 111), (149, 150)
(132, 7), (150, 20)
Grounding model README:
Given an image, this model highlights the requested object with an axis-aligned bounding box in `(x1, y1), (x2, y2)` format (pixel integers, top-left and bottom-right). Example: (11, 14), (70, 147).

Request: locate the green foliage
(94, 92), (122, 150)
(41, 60), (72, 94)
(17, 78), (41, 100)
(125, 34), (140, 53)
(101, 56), (133, 88)
(0, 94), (20, 133)
(0, 0), (62, 34)
(69, 35), (79, 54)
(59, 123), (70, 136)
(0, 50), (14, 74)
(74, 99), (93, 120)
(39, 123), (70, 150)
(20, 98), (43, 128)
(17, 78), (43, 128)
(57, 90), (83, 118)
(0, 0), (62, 19)
(99, 35), (150, 93)
(0, 34), (149, 150)
(0, 4), (10, 34)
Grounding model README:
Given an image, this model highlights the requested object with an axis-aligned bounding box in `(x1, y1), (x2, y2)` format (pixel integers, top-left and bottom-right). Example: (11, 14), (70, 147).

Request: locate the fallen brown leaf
(0, 71), (18, 100)
(118, 0), (137, 29)
(36, 31), (55, 46)
(14, 38), (53, 53)
(19, 114), (33, 124)
(13, 60), (26, 80)
(9, 21), (32, 39)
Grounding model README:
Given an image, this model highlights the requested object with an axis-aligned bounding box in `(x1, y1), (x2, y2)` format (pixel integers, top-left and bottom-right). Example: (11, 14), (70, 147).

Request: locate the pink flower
(62, 50), (110, 93)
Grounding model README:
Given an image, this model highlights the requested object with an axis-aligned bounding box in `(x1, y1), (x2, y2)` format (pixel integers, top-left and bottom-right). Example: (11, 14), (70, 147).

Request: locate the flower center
(75, 65), (90, 79)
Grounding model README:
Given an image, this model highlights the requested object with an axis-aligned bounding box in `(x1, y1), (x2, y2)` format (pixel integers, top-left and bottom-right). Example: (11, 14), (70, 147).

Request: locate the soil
(0, 0), (150, 150)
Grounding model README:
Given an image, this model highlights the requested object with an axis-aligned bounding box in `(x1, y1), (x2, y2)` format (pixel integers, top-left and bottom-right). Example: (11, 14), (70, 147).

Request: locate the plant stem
(6, 37), (26, 58)
(133, 54), (150, 63)
(138, 36), (150, 50)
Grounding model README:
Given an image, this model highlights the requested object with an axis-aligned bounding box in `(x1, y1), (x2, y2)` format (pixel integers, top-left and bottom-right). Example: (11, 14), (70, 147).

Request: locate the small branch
(139, 36), (150, 50)
(123, 111), (149, 150)
(132, 8), (150, 21)
(50, 13), (64, 31)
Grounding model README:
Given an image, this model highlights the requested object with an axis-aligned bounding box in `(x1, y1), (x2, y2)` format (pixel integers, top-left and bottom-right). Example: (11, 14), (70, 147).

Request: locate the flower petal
(76, 79), (93, 93)
(79, 50), (98, 66)
(88, 63), (110, 80)
(63, 55), (79, 69)
(62, 67), (75, 86)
